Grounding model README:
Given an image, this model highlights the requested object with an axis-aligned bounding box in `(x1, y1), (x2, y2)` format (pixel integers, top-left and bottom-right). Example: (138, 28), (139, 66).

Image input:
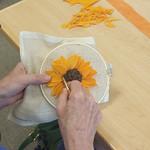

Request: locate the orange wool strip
(64, 0), (100, 7)
(63, 0), (117, 29)
(63, 6), (116, 29)
(107, 0), (150, 38)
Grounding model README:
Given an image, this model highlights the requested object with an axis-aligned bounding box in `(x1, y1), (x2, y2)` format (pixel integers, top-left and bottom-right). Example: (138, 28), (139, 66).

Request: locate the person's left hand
(0, 62), (50, 108)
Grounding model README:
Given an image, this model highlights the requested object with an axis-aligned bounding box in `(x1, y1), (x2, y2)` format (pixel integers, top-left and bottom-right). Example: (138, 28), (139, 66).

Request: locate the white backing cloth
(8, 31), (111, 126)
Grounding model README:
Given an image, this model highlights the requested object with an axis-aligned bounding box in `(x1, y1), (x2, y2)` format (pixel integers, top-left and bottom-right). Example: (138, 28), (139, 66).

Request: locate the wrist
(0, 79), (10, 109)
(0, 79), (8, 98)
(67, 139), (93, 150)
(65, 132), (94, 150)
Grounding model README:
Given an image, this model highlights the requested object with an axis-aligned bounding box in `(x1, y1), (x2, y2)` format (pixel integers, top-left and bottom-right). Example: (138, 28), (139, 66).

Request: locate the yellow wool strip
(64, 0), (100, 7)
(63, 0), (117, 29)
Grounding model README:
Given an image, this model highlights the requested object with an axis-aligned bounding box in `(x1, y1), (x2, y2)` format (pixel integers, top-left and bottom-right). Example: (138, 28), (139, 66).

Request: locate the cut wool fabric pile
(63, 0), (117, 29)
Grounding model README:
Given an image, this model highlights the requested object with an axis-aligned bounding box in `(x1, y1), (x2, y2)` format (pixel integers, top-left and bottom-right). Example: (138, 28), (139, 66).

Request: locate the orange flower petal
(50, 72), (62, 83)
(51, 82), (64, 96)
(53, 56), (66, 64)
(67, 55), (82, 69)
(52, 63), (68, 75)
(78, 60), (90, 71)
(53, 57), (68, 68)
(75, 56), (83, 68)
(80, 67), (91, 78)
(88, 69), (97, 76)
(48, 82), (59, 87)
(83, 68), (97, 79)
(52, 56), (69, 75)
(46, 70), (53, 76)
(78, 61), (91, 77)
(82, 78), (96, 88)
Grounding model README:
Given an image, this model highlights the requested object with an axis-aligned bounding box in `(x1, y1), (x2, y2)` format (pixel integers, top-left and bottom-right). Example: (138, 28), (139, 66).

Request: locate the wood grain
(0, 0), (150, 149)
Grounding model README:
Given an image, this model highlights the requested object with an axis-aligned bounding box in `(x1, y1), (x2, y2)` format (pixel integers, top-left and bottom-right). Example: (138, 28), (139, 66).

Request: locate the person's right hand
(56, 81), (101, 150)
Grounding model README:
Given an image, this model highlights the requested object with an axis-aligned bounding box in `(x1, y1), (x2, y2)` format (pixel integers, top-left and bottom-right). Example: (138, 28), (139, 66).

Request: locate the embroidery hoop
(40, 42), (109, 108)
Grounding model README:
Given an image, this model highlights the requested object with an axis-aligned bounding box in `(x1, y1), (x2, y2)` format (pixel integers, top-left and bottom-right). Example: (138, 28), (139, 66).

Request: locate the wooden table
(0, 0), (150, 149)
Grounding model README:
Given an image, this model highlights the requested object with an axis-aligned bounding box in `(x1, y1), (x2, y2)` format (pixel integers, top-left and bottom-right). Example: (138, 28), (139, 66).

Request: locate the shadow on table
(94, 133), (112, 150)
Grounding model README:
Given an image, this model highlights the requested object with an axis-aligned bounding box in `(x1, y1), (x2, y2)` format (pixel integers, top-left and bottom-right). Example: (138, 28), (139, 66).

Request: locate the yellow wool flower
(46, 55), (97, 96)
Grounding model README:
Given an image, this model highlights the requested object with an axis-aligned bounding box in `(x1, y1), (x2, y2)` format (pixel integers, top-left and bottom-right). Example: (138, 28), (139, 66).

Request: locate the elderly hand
(57, 81), (101, 150)
(0, 62), (50, 109)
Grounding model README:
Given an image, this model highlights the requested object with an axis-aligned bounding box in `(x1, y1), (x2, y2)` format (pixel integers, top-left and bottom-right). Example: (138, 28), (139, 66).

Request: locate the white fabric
(8, 31), (111, 126)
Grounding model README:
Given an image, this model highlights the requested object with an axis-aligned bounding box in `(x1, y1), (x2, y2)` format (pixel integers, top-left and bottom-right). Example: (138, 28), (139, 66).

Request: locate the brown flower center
(63, 68), (82, 82)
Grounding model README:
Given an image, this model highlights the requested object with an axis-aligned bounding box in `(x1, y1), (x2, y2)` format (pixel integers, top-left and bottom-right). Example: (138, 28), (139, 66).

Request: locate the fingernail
(43, 75), (51, 81)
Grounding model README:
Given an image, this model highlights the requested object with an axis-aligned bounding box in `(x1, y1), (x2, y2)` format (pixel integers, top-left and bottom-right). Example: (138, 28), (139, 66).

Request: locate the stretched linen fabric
(8, 31), (111, 126)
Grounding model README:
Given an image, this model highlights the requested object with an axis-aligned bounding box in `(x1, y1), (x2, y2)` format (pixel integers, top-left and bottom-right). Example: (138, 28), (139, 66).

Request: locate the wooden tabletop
(0, 0), (150, 149)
